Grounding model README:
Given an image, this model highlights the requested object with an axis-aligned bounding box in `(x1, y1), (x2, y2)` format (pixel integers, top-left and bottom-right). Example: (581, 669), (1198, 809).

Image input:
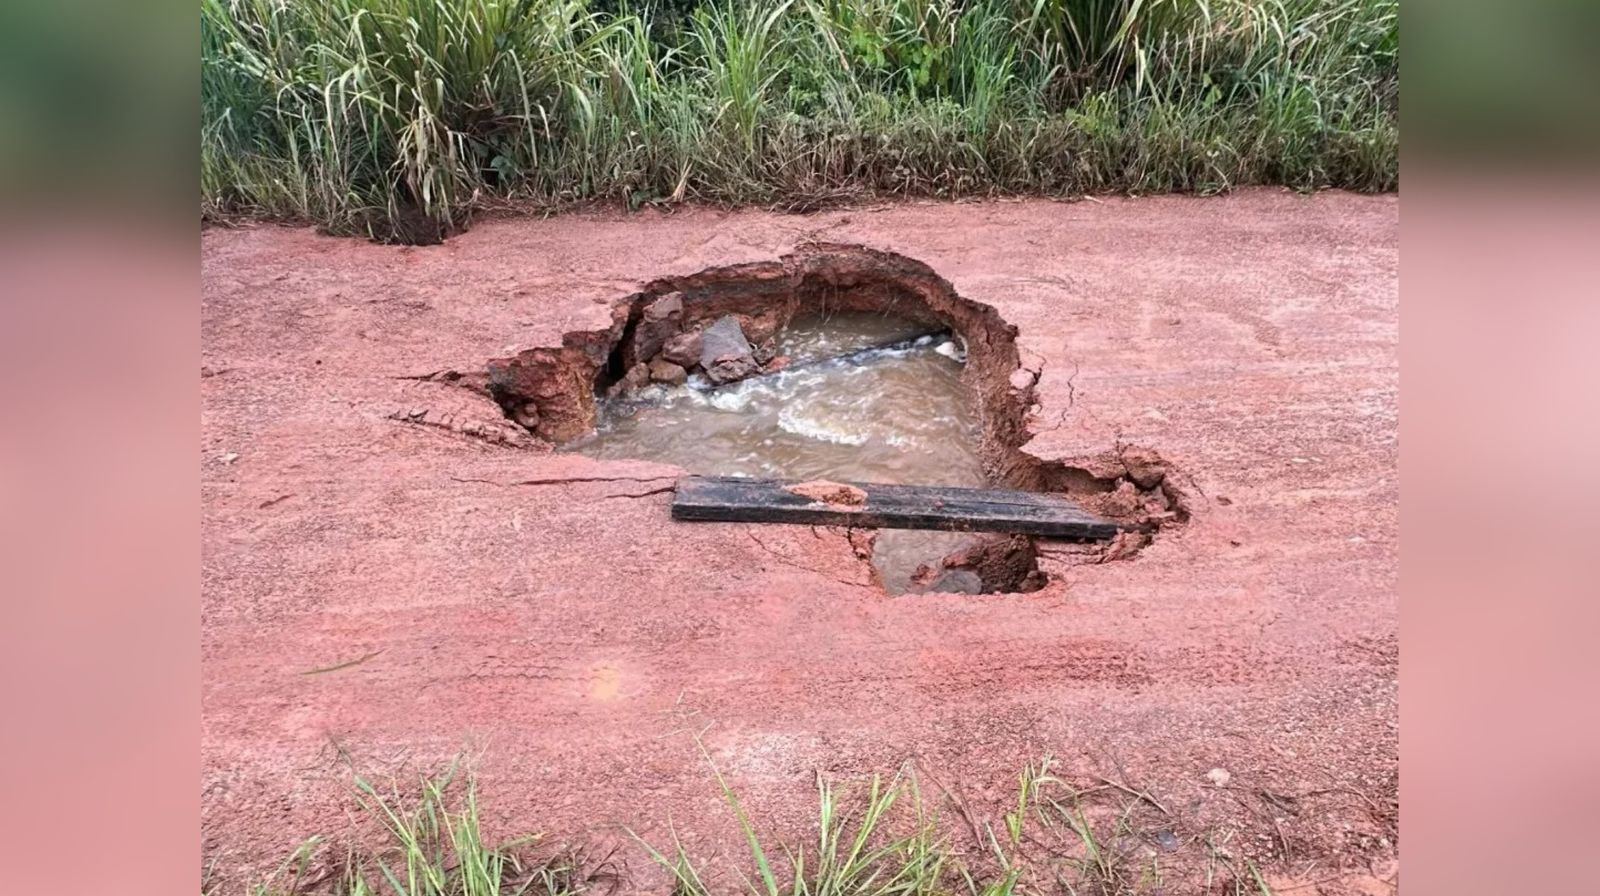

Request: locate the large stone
(660, 330), (703, 368)
(699, 315), (760, 384)
(632, 292), (684, 363)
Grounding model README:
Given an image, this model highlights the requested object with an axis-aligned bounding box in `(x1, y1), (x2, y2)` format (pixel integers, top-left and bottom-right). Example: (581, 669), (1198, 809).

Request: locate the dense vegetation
(201, 0), (1399, 242)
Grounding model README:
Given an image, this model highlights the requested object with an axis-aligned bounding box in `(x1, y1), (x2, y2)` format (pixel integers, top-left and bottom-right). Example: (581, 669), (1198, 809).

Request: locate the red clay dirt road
(201, 190), (1398, 894)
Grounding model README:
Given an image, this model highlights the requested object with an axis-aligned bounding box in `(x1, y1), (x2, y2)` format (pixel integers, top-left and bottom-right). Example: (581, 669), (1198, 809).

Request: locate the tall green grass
(202, 0), (1398, 241)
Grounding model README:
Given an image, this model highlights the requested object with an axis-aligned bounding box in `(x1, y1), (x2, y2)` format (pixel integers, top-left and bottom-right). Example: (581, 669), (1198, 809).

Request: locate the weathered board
(672, 475), (1121, 539)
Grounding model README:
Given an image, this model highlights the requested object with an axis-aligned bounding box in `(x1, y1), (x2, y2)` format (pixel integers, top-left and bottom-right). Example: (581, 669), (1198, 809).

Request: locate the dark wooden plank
(672, 476), (1121, 539)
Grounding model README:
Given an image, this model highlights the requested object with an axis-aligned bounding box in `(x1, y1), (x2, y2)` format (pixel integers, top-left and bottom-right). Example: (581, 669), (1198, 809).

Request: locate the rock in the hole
(660, 330), (702, 368)
(633, 292), (684, 363)
(700, 315), (760, 384)
(914, 567), (985, 595)
(648, 358), (687, 385)
(512, 402), (540, 429)
(606, 362), (651, 397)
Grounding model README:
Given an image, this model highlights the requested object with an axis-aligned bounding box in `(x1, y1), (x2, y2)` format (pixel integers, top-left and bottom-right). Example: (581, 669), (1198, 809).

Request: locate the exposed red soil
(201, 191), (1398, 894)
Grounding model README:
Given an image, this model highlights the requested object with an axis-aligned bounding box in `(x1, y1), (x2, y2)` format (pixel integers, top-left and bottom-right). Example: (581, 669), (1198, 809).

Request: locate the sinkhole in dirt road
(482, 244), (1187, 594)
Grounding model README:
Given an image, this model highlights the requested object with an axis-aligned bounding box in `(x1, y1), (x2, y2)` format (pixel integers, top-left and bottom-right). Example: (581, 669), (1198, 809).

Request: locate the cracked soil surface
(202, 190), (1399, 894)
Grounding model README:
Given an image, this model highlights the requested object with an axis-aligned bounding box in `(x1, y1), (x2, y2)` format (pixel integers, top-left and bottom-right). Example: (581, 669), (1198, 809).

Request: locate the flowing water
(562, 311), (989, 592)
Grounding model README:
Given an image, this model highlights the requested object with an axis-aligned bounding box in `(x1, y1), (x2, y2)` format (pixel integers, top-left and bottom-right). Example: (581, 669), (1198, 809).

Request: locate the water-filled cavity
(561, 311), (987, 593)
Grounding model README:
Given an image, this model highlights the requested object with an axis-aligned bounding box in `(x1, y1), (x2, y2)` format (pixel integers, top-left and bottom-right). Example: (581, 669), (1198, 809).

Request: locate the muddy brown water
(562, 312), (987, 592)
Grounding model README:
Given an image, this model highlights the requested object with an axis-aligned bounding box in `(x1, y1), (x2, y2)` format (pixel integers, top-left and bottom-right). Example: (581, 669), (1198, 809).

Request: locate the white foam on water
(706, 390), (755, 412)
(777, 406), (869, 446)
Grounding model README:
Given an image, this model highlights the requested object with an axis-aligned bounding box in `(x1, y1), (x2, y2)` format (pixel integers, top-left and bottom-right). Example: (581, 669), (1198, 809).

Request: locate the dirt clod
(785, 480), (868, 506)
(1122, 446), (1168, 490)
(915, 534), (1046, 594)
(648, 359), (687, 385)
(1101, 480), (1144, 518)
(1101, 529), (1153, 562)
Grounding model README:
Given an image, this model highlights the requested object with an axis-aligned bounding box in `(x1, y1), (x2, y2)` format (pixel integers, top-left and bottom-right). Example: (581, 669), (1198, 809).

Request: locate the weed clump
(220, 766), (608, 896)
(222, 756), (1305, 896)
